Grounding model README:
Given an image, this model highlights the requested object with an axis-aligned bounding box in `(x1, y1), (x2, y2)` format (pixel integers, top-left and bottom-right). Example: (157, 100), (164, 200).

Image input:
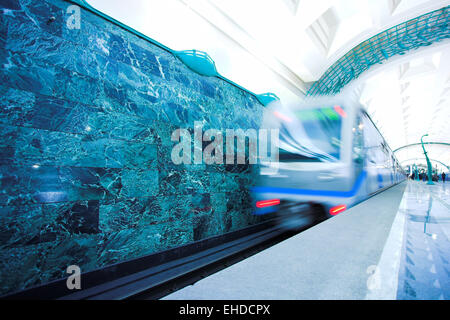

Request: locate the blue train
(252, 95), (407, 228)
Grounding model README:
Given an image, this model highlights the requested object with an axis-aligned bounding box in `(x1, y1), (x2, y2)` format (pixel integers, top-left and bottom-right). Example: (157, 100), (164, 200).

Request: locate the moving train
(252, 94), (407, 228)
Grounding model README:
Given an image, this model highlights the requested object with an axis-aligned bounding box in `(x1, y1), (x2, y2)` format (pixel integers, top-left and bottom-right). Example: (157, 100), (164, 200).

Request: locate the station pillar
(421, 134), (434, 185)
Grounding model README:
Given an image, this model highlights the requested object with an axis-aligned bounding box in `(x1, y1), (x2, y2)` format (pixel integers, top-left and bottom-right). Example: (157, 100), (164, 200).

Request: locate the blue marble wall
(0, 0), (267, 295)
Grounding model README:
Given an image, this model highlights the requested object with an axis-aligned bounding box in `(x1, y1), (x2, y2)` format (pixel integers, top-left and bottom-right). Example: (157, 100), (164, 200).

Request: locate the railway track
(3, 217), (317, 300)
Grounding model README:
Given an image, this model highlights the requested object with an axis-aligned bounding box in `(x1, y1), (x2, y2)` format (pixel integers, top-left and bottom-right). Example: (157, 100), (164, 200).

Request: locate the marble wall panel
(0, 0), (274, 295)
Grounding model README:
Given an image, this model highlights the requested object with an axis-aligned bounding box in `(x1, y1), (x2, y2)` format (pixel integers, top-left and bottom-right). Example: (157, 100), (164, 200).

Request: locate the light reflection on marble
(396, 181), (450, 299)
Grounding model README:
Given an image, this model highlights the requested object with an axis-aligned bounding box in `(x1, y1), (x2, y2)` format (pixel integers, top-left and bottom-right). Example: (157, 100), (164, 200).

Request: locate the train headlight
(256, 199), (281, 208)
(329, 204), (346, 215)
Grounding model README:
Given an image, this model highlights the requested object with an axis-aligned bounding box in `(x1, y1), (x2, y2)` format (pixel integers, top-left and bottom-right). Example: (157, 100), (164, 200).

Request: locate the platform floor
(163, 181), (450, 300)
(395, 181), (450, 299)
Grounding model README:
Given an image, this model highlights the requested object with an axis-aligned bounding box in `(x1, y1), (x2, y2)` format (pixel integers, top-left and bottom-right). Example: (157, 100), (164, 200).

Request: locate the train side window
(360, 112), (381, 165)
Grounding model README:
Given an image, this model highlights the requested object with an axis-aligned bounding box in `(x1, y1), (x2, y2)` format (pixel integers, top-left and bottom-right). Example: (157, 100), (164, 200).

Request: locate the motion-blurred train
(252, 94), (407, 228)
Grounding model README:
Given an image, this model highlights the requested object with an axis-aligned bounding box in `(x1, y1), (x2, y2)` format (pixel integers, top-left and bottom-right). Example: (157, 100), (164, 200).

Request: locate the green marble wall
(0, 0), (268, 295)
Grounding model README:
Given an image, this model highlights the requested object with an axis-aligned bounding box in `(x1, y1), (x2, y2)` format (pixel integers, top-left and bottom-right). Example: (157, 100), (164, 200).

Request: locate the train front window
(278, 106), (344, 162)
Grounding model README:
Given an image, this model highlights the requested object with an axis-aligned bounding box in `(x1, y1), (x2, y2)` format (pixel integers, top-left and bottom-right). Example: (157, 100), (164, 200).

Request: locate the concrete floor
(164, 182), (421, 300)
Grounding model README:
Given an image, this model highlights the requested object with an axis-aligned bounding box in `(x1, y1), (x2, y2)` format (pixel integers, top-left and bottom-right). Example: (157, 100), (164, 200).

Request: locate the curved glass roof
(358, 41), (450, 171)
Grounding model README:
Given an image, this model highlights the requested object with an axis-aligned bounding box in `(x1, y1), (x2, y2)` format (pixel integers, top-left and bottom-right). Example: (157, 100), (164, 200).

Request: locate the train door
(360, 112), (382, 194)
(351, 111), (365, 201)
(352, 112), (364, 175)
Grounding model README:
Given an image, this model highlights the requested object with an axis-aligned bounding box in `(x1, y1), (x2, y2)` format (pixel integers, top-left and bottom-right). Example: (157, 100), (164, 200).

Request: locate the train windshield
(277, 106), (344, 162)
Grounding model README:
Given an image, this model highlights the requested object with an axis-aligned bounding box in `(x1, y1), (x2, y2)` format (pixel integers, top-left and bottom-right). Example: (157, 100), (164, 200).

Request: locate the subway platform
(163, 181), (450, 300)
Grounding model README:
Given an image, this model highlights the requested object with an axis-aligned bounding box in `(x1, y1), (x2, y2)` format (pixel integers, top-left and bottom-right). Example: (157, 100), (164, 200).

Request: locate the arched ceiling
(306, 7), (450, 95)
(88, 0), (450, 170)
(357, 41), (450, 170)
(395, 143), (450, 172)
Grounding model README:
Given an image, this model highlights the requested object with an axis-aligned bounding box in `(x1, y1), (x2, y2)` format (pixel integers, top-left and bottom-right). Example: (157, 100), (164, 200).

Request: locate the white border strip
(365, 193), (408, 299)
